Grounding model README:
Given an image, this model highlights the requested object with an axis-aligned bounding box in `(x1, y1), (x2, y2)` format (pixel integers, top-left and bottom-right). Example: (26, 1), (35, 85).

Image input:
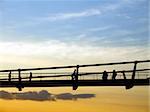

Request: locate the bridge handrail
(0, 60), (149, 72)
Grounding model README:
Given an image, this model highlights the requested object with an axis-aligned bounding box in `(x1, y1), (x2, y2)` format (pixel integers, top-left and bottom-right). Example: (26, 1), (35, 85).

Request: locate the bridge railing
(0, 69), (149, 81)
(0, 60), (149, 91)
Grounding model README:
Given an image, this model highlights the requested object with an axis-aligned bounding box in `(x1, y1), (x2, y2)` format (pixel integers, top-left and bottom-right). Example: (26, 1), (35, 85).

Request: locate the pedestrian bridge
(0, 60), (149, 91)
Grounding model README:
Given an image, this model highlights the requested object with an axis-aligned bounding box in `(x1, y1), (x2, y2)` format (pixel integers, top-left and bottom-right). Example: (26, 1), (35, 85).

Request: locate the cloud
(34, 2), (124, 23)
(88, 26), (113, 32)
(0, 40), (147, 58)
(0, 90), (95, 101)
(0, 40), (148, 69)
(56, 93), (95, 100)
(2, 0), (142, 30)
(14, 90), (53, 101)
(47, 0), (128, 22)
(0, 90), (14, 99)
(1, 8), (102, 30)
(117, 13), (132, 19)
(38, 9), (101, 22)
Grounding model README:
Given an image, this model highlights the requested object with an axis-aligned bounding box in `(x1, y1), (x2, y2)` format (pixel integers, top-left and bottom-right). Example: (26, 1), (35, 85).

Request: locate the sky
(0, 0), (149, 69)
(0, 1), (149, 112)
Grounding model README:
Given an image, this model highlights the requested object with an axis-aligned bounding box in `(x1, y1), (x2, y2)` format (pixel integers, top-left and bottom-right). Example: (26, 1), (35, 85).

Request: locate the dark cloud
(0, 90), (14, 100)
(56, 93), (95, 100)
(13, 90), (54, 101)
(0, 90), (95, 101)
(56, 93), (74, 100)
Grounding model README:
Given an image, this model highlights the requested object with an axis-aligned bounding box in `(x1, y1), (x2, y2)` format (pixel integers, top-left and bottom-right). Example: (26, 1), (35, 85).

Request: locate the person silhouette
(71, 69), (76, 81)
(102, 70), (108, 81)
(72, 69), (78, 90)
(112, 70), (117, 80)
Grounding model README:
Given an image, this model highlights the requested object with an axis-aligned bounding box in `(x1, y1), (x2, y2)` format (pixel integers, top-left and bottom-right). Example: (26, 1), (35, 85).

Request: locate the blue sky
(0, 0), (149, 68)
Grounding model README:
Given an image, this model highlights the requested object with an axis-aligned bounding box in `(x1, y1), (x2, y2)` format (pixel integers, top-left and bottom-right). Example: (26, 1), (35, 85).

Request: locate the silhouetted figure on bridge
(112, 70), (117, 80)
(72, 69), (76, 80)
(72, 69), (78, 90)
(102, 70), (108, 81)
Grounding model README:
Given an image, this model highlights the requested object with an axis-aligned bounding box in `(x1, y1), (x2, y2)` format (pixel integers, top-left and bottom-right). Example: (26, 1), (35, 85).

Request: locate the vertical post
(8, 71), (11, 82)
(18, 69), (21, 83)
(17, 69), (23, 91)
(126, 61), (138, 89)
(122, 71), (126, 80)
(29, 72), (32, 82)
(132, 61), (137, 80)
(122, 71), (129, 89)
(76, 65), (79, 82)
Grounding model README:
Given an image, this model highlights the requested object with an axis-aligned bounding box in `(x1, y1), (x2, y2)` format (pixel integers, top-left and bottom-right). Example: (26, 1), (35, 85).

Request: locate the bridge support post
(132, 61), (137, 80)
(29, 72), (32, 82)
(122, 71), (129, 89)
(126, 61), (138, 89)
(8, 71), (11, 82)
(16, 69), (24, 91)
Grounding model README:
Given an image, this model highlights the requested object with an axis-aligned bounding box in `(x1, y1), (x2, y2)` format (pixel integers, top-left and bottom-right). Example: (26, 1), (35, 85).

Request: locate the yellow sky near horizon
(0, 87), (149, 112)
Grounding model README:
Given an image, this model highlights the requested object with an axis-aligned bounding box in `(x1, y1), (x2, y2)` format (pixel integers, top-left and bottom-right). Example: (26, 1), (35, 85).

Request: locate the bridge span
(0, 60), (149, 91)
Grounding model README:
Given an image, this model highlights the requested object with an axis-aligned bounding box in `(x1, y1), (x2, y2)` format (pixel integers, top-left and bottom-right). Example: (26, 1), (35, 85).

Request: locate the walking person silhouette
(112, 70), (117, 80)
(102, 70), (108, 81)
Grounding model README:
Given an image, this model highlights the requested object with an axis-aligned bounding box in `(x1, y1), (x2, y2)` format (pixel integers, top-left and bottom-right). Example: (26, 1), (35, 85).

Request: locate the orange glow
(0, 87), (149, 112)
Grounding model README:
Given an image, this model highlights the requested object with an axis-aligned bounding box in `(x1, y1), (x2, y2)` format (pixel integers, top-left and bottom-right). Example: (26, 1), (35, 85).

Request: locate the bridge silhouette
(0, 60), (149, 91)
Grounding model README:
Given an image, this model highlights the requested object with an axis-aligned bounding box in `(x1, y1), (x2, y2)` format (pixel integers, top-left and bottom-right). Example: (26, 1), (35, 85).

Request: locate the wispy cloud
(37, 2), (124, 23)
(88, 26), (113, 32)
(117, 13), (132, 19)
(39, 9), (101, 21)
(2, 9), (101, 30)
(2, 0), (138, 29)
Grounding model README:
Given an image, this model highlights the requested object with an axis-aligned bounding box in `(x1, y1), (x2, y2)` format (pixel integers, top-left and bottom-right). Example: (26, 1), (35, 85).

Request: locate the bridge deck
(0, 79), (149, 88)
